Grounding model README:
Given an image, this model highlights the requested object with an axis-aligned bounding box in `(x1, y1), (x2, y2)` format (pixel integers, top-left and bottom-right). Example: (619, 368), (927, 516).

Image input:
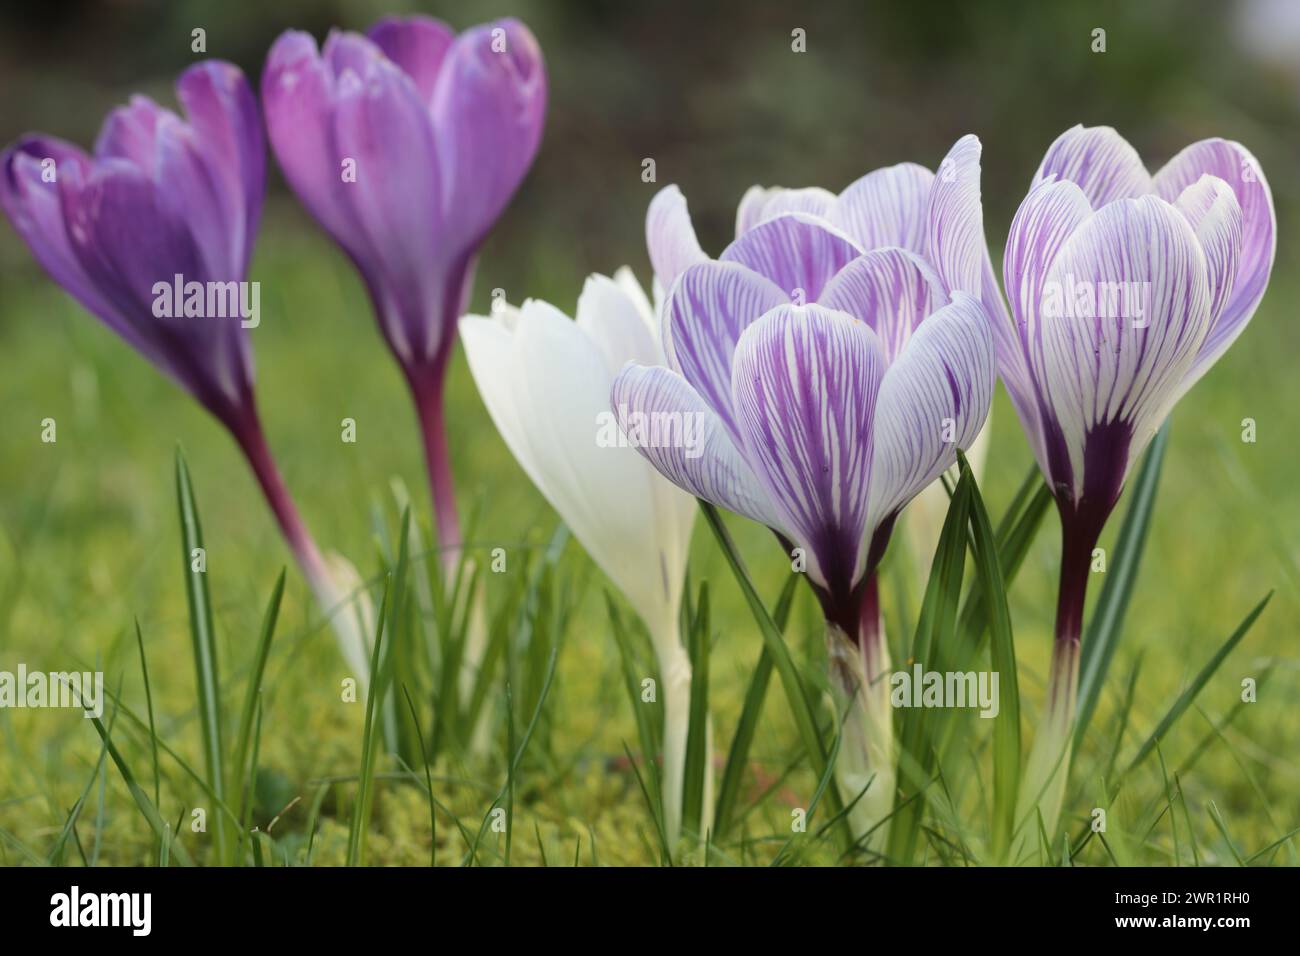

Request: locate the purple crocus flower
(262, 16), (547, 558)
(612, 136), (1000, 839)
(0, 61), (368, 671)
(996, 125), (1276, 848)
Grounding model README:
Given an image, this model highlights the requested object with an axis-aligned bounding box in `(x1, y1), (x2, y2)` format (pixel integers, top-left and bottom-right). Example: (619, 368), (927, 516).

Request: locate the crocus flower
(0, 61), (368, 670)
(459, 269), (705, 845)
(615, 136), (1000, 840)
(262, 15), (546, 563)
(996, 125), (1276, 851)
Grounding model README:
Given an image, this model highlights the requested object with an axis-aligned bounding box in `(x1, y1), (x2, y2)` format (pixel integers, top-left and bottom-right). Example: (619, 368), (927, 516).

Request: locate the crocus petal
(576, 271), (663, 374)
(735, 185), (837, 236)
(1000, 177), (1094, 474)
(731, 304), (885, 592)
(1153, 138), (1275, 379)
(1173, 175), (1242, 333)
(1032, 125), (1153, 209)
(817, 246), (945, 363)
(153, 113), (235, 278)
(612, 363), (784, 531)
(1030, 195), (1211, 502)
(646, 184), (708, 291)
(830, 162), (934, 255)
(868, 292), (995, 529)
(332, 51), (444, 360)
(461, 303), (689, 631)
(61, 161), (250, 412)
(431, 18), (546, 251)
(93, 96), (165, 166)
(0, 137), (117, 326)
(612, 264), (656, 329)
(263, 31), (366, 257)
(924, 134), (991, 297)
(719, 213), (862, 302)
(175, 61), (265, 275)
(661, 260), (788, 439)
(367, 14), (456, 108)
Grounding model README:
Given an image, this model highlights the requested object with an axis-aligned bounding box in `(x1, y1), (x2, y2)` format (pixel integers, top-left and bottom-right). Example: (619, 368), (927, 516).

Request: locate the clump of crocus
(262, 15), (547, 564)
(460, 269), (704, 845)
(615, 136), (1000, 841)
(995, 125), (1276, 852)
(0, 61), (369, 670)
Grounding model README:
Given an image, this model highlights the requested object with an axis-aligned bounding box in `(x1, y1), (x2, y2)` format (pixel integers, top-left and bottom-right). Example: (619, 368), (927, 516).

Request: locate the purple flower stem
(226, 404), (333, 599)
(408, 369), (463, 574)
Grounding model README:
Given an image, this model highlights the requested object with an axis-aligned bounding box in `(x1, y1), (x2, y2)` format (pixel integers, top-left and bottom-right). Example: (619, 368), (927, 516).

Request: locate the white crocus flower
(460, 267), (707, 846)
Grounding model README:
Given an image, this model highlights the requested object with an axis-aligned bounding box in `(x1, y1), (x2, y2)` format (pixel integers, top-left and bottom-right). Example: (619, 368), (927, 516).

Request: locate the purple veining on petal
(817, 246), (945, 363)
(731, 303), (884, 602)
(720, 213), (862, 302)
(661, 260), (787, 441)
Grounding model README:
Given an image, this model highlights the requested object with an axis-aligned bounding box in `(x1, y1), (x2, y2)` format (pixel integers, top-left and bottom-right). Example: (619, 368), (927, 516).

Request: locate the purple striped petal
(367, 15), (455, 108)
(719, 213), (862, 302)
(646, 184), (708, 290)
(1153, 138), (1275, 380)
(661, 260), (787, 439)
(868, 292), (995, 528)
(924, 134), (991, 297)
(830, 162), (933, 255)
(1000, 177), (1094, 474)
(731, 304), (885, 593)
(735, 185), (836, 236)
(431, 19), (546, 252)
(817, 247), (945, 363)
(1172, 175), (1242, 334)
(612, 363), (783, 530)
(1033, 125), (1152, 210)
(1030, 195), (1211, 504)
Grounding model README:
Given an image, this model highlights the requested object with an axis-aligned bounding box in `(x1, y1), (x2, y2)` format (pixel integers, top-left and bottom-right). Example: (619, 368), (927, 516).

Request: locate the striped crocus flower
(613, 136), (999, 839)
(997, 125), (1276, 848)
(262, 16), (546, 562)
(0, 62), (368, 669)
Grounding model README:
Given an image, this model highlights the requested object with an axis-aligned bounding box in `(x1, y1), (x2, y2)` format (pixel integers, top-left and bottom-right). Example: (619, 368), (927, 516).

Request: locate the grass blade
(229, 567), (285, 859)
(697, 502), (847, 844)
(175, 448), (227, 862)
(714, 573), (798, 837)
(681, 582), (711, 839)
(962, 453), (1021, 860)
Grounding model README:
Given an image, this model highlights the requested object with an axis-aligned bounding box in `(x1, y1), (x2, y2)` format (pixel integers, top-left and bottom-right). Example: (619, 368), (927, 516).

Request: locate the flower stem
(226, 405), (369, 672)
(408, 372), (462, 574)
(655, 633), (711, 850)
(1011, 507), (1101, 859)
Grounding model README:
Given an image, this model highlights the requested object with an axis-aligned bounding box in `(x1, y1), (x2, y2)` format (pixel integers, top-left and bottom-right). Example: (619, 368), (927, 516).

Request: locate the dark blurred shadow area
(1, 0), (1296, 308)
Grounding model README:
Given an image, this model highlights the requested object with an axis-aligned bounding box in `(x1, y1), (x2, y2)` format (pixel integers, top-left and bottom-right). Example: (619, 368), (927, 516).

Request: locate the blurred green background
(1, 0), (1297, 864)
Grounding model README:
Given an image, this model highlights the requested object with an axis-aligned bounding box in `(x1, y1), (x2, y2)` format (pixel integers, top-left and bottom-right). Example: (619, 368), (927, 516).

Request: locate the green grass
(0, 203), (1297, 865)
